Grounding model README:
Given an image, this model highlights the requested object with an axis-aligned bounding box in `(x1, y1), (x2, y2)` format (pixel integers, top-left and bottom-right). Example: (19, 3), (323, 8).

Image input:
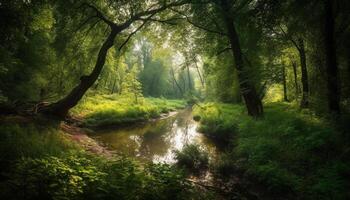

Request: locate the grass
(193, 102), (350, 199)
(0, 122), (212, 200)
(193, 103), (242, 142)
(174, 144), (209, 172)
(72, 95), (186, 127)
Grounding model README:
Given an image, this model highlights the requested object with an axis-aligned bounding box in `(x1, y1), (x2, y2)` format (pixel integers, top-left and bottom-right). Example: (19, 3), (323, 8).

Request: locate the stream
(88, 108), (250, 199)
(88, 108), (219, 164)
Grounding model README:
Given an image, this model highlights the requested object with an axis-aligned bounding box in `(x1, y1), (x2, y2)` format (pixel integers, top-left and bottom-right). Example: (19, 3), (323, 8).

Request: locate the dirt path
(60, 122), (114, 157)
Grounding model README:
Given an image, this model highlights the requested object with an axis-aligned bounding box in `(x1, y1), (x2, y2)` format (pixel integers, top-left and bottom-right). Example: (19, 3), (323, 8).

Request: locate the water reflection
(89, 108), (217, 164)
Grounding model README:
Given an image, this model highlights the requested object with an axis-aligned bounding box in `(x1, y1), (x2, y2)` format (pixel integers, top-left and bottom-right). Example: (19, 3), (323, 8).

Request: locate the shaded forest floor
(193, 102), (350, 199)
(1, 96), (350, 199)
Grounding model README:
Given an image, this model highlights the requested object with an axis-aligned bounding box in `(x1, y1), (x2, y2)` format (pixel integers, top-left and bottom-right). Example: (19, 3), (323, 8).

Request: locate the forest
(0, 0), (350, 199)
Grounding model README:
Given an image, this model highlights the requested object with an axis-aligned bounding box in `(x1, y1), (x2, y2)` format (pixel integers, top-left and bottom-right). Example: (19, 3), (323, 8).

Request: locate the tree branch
(81, 3), (116, 27)
(75, 15), (98, 32)
(278, 25), (301, 52)
(171, 8), (227, 36)
(119, 0), (189, 30)
(144, 17), (183, 26)
(216, 47), (232, 55)
(118, 12), (158, 51)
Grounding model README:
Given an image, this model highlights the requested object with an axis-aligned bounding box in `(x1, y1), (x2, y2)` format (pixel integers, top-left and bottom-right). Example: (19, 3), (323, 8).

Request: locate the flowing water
(88, 108), (219, 164)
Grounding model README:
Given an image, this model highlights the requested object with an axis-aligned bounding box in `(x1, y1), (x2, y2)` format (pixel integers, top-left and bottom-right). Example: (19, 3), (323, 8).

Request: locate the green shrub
(212, 153), (236, 178)
(193, 103), (241, 142)
(7, 155), (106, 200)
(0, 123), (208, 200)
(3, 155), (204, 200)
(174, 144), (209, 172)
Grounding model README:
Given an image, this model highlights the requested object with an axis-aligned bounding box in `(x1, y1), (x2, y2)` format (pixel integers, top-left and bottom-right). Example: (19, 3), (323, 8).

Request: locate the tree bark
(194, 58), (205, 87)
(220, 0), (263, 118)
(111, 77), (117, 94)
(185, 57), (193, 91)
(171, 67), (183, 97)
(298, 38), (309, 108)
(282, 64), (288, 101)
(324, 0), (340, 114)
(41, 28), (120, 117)
(291, 59), (299, 96)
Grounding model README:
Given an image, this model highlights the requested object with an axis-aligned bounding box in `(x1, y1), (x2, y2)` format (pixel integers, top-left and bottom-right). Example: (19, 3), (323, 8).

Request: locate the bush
(7, 155), (106, 200)
(174, 144), (209, 172)
(193, 103), (241, 142)
(3, 155), (204, 200)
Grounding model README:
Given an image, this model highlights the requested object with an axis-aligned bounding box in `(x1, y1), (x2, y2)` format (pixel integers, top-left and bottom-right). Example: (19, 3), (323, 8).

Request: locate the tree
(324, 0), (340, 114)
(121, 66), (143, 104)
(174, 0), (264, 117)
(41, 0), (188, 117)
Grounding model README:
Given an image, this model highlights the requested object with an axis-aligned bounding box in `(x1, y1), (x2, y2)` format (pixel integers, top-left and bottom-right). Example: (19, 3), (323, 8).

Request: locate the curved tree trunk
(220, 0), (263, 118)
(41, 28), (119, 118)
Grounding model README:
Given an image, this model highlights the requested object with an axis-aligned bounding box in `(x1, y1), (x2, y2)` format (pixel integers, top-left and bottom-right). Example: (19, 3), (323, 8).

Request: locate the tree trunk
(194, 59), (205, 87)
(220, 0), (263, 118)
(291, 59), (299, 96)
(41, 28), (119, 117)
(324, 0), (340, 114)
(282, 64), (288, 101)
(111, 78), (117, 94)
(171, 67), (183, 97)
(298, 38), (309, 108)
(185, 57), (193, 91)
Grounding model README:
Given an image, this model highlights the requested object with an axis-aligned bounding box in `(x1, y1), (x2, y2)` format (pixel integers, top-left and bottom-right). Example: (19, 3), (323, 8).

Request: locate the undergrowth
(174, 144), (209, 172)
(72, 95), (186, 127)
(193, 102), (350, 199)
(0, 123), (212, 200)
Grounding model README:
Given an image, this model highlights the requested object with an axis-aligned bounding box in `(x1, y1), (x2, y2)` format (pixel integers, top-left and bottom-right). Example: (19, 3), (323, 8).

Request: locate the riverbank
(0, 115), (214, 200)
(193, 102), (350, 199)
(71, 95), (186, 128)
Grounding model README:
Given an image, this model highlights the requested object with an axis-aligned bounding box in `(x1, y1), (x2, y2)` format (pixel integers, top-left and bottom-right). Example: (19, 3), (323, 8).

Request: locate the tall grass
(0, 124), (79, 164)
(71, 95), (186, 127)
(194, 102), (350, 199)
(193, 103), (243, 142)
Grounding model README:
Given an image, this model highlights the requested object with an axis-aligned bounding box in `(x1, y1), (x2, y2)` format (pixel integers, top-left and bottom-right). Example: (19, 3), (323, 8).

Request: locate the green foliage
(174, 144), (209, 172)
(193, 103), (242, 142)
(72, 95), (186, 127)
(121, 67), (143, 104)
(142, 164), (193, 200)
(3, 155), (199, 200)
(212, 152), (236, 178)
(195, 102), (350, 199)
(9, 155), (106, 200)
(0, 123), (209, 200)
(0, 124), (79, 165)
